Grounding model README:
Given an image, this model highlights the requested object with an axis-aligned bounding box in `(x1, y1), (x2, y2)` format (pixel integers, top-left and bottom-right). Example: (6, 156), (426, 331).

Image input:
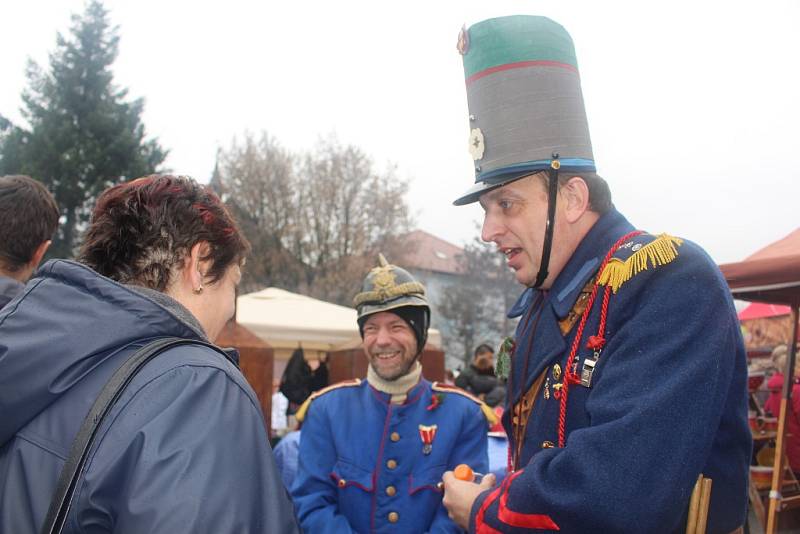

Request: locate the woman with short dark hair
(0, 175), (300, 533)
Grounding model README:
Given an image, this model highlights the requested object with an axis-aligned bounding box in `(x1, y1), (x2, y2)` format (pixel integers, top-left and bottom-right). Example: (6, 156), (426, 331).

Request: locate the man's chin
(372, 367), (402, 381)
(371, 360), (415, 382)
(514, 270), (535, 286)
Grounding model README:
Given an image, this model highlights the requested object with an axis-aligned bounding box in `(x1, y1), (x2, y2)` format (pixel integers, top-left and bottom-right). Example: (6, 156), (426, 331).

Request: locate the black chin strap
(533, 156), (560, 288)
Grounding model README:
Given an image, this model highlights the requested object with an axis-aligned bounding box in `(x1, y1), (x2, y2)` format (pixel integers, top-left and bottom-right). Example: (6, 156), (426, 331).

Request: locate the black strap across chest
(41, 337), (234, 534)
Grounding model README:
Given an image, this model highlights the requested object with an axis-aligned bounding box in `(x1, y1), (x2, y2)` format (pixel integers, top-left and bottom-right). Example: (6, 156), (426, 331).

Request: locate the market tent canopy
(237, 288), (359, 352)
(719, 227), (800, 306)
(236, 287), (441, 353)
(747, 228), (800, 261)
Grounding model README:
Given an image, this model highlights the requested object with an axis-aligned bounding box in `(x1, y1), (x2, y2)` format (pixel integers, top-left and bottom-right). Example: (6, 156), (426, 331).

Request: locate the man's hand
(442, 470), (496, 530)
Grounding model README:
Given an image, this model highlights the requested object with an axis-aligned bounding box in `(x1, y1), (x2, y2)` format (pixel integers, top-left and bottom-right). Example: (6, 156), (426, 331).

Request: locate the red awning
(738, 302), (792, 321)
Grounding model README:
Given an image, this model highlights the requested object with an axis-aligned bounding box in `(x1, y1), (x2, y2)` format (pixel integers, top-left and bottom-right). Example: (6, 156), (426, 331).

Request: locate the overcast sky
(2, 0), (798, 265)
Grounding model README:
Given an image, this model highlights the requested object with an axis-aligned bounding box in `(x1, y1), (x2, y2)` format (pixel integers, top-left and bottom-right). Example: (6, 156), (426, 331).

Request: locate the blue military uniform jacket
(471, 209), (750, 534)
(293, 377), (492, 533)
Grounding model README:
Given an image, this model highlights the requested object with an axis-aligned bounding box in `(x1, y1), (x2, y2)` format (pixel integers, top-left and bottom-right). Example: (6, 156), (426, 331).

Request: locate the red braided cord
(597, 285), (612, 338)
(557, 282), (601, 446)
(557, 231), (642, 447)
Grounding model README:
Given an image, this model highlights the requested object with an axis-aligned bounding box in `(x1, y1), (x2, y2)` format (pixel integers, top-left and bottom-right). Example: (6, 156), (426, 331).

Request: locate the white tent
(236, 287), (441, 369)
(237, 288), (357, 353)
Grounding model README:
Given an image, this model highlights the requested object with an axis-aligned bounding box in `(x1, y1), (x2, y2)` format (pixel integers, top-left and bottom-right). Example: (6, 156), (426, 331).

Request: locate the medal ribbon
(419, 424), (437, 446)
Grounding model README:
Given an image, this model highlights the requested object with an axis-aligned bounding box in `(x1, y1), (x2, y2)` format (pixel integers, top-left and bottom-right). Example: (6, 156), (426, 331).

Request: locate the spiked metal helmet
(452, 15), (595, 287)
(354, 254), (430, 351)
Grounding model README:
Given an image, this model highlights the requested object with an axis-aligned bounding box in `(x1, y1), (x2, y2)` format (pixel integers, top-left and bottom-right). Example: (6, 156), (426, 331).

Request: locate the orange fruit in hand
(454, 464), (474, 481)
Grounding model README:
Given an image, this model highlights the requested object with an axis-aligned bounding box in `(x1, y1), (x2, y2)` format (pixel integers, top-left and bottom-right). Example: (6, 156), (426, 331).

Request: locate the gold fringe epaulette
(432, 382), (499, 425)
(295, 379), (362, 422)
(598, 233), (684, 293)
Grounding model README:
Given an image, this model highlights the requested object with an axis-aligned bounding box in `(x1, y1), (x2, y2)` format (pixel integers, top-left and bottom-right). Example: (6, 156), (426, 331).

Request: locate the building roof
(401, 230), (464, 275)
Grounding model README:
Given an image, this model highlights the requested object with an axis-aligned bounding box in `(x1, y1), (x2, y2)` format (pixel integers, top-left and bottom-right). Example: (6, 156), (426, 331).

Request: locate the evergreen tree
(0, 1), (167, 257)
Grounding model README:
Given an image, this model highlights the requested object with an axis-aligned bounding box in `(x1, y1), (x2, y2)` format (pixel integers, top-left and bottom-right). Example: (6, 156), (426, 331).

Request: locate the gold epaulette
(295, 379), (362, 422)
(598, 233), (683, 293)
(431, 382), (498, 425)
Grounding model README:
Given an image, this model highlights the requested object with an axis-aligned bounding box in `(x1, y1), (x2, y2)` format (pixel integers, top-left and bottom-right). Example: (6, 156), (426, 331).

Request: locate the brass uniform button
(386, 459), (397, 469)
(338, 479), (346, 487)
(388, 512), (399, 523)
(542, 441), (555, 449)
(385, 485), (396, 497)
(390, 432), (400, 442)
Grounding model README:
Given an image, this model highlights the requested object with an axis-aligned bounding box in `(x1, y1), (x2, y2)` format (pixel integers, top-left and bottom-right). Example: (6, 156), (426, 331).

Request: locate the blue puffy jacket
(0, 260), (299, 533)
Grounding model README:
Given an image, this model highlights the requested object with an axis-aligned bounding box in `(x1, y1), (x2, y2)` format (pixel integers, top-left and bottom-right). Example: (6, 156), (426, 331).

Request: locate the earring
(193, 285), (203, 294)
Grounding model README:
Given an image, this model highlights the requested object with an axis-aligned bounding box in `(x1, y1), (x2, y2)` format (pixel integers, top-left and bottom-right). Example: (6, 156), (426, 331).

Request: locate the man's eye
(499, 200), (513, 210)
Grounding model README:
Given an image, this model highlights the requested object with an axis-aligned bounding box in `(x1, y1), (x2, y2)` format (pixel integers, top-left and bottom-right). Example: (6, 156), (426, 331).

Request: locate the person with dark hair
(456, 344), (507, 407)
(0, 175), (59, 308)
(280, 347), (329, 410)
(441, 17), (749, 533)
(291, 254), (495, 533)
(0, 175), (299, 533)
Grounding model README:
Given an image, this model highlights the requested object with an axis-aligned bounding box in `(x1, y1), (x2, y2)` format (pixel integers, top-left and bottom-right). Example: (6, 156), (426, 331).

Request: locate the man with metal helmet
(441, 15), (750, 534)
(291, 255), (496, 533)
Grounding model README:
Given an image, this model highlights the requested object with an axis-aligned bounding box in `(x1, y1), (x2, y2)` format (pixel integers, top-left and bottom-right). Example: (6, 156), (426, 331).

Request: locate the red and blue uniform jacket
(293, 377), (492, 533)
(470, 209), (751, 534)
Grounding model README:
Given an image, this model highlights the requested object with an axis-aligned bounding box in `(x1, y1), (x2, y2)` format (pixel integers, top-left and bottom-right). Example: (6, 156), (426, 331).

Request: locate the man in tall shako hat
(441, 16), (750, 533)
(292, 255), (496, 533)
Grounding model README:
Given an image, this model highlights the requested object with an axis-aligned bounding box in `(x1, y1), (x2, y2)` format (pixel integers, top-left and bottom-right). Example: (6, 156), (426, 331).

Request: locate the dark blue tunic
(471, 210), (750, 534)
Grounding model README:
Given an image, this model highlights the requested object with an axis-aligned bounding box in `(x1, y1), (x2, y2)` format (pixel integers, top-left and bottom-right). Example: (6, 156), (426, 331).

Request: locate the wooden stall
(720, 227), (800, 533)
(216, 319), (275, 431)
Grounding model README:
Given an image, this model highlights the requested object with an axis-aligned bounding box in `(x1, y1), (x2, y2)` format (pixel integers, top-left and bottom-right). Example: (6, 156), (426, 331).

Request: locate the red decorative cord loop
(557, 231), (642, 447)
(586, 335), (605, 351)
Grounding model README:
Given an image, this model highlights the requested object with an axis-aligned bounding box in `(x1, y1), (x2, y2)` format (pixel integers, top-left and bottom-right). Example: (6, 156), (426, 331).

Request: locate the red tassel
(586, 335), (605, 350)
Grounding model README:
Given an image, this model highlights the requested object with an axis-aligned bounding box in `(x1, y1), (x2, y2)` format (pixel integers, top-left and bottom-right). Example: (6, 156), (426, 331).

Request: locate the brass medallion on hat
(453, 15), (596, 206)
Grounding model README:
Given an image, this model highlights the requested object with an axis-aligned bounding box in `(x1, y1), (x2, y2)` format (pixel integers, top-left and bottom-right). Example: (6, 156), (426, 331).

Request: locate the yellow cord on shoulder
(295, 379), (361, 422)
(481, 403), (499, 425)
(598, 234), (683, 293)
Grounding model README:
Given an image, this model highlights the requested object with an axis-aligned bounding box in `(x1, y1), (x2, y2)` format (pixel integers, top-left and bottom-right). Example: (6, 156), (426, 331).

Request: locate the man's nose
(375, 327), (392, 346)
(481, 213), (502, 243)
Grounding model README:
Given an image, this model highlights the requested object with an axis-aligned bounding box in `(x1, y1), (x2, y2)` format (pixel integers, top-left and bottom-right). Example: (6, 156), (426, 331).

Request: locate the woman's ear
(186, 241), (212, 293)
(561, 176), (590, 223)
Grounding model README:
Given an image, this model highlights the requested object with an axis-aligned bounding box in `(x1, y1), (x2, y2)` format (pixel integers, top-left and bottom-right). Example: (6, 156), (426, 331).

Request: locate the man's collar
(548, 209), (634, 318)
(366, 360), (423, 403)
(508, 286), (535, 318)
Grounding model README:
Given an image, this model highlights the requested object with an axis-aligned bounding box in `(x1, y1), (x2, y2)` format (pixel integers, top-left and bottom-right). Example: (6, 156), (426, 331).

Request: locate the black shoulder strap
(41, 337), (233, 534)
